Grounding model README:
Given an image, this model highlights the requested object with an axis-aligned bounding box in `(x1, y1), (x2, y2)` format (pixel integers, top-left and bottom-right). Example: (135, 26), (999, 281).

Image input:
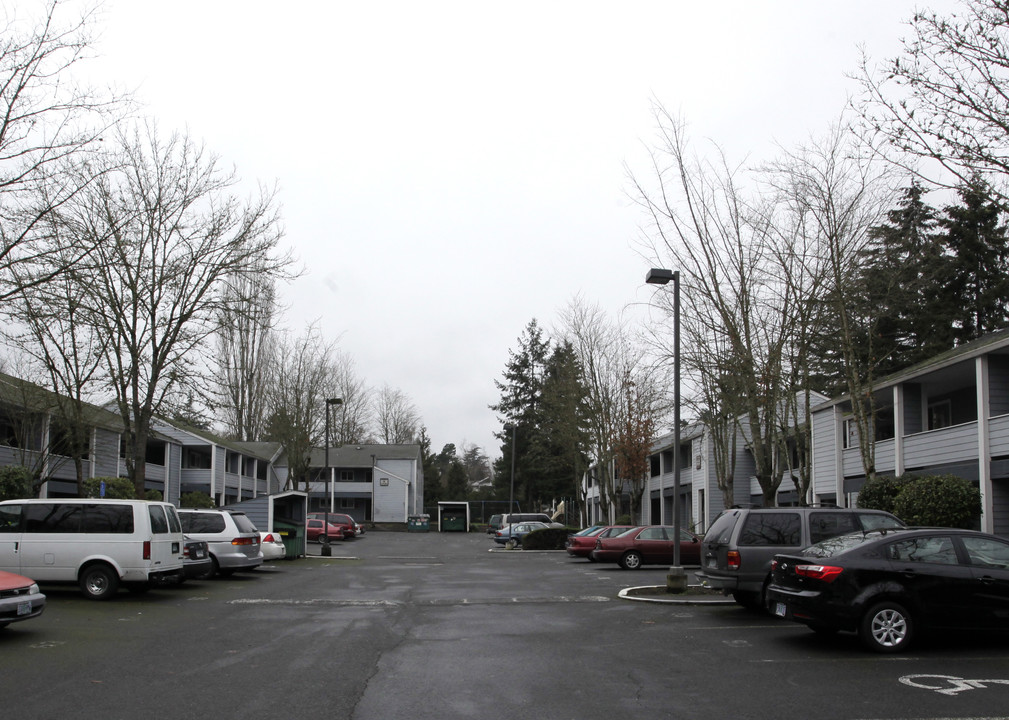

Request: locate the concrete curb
(618, 585), (736, 605)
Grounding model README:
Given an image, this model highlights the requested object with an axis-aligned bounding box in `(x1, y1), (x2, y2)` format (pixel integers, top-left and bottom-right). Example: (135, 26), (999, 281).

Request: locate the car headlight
(29, 583), (39, 594)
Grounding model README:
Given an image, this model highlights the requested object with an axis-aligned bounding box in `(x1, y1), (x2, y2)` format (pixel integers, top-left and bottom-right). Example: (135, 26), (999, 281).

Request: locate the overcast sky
(80, 0), (952, 460)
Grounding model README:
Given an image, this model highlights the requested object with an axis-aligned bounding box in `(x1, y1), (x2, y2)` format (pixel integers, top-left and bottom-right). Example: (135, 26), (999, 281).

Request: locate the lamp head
(645, 268), (676, 285)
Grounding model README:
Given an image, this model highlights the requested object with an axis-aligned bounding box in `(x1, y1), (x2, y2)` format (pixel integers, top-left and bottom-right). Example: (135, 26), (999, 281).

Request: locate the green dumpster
(441, 515), (467, 532)
(274, 519), (305, 557)
(408, 514), (430, 532)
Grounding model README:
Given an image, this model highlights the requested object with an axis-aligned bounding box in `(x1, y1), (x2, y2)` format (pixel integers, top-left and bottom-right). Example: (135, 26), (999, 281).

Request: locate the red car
(306, 518), (345, 543)
(591, 525), (701, 569)
(566, 526), (636, 560)
(0, 570), (45, 628)
(307, 513), (362, 538)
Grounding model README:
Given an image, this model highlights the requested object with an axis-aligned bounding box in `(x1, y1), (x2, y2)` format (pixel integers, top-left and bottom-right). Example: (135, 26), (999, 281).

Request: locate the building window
(928, 400), (952, 430)
(843, 417), (858, 449)
(340, 470), (354, 482)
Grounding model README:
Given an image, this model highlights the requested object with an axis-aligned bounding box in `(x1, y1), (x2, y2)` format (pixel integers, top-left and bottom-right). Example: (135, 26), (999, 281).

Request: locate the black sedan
(766, 527), (1009, 653)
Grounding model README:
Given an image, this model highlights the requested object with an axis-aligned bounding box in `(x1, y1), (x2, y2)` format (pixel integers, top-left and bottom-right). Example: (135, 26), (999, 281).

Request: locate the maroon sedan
(566, 526), (636, 560)
(305, 518), (345, 543)
(591, 525), (700, 569)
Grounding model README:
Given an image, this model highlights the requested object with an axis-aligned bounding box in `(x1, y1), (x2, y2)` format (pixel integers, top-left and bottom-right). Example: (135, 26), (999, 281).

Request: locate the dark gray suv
(694, 507), (903, 609)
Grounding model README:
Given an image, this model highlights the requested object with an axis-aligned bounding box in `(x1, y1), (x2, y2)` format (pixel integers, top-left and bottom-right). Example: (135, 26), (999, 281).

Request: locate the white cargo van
(0, 499), (185, 600)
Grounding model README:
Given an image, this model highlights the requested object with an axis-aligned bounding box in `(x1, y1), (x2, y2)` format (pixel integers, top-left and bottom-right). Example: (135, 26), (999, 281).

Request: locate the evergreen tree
(491, 323), (590, 513)
(859, 182), (949, 374)
(537, 340), (591, 505)
(491, 320), (549, 507)
(443, 459), (470, 499)
(939, 178), (1009, 344)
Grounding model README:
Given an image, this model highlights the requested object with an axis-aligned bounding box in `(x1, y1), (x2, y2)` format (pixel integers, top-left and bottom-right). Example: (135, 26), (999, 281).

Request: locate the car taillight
(143, 540), (151, 560)
(795, 564), (844, 582)
(264, 533), (275, 542)
(232, 537), (255, 546)
(727, 550), (740, 570)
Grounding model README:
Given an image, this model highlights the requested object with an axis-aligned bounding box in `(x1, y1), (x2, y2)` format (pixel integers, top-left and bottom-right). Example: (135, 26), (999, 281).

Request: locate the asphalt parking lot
(5, 530), (1009, 720)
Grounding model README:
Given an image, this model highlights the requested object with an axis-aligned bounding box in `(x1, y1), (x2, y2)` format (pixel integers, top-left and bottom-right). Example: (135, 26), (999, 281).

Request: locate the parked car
(566, 526), (636, 560)
(181, 537), (213, 581)
(591, 525), (700, 569)
(500, 513), (564, 528)
(695, 507), (904, 609)
(766, 527), (1009, 653)
(259, 531), (287, 561)
(487, 514), (504, 534)
(306, 518), (345, 543)
(0, 499), (185, 600)
(307, 512), (363, 538)
(177, 509), (263, 578)
(493, 521), (549, 549)
(0, 570), (45, 628)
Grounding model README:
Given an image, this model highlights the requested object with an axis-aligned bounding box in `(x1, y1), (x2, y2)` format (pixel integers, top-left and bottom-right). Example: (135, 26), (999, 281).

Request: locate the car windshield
(615, 527), (639, 538)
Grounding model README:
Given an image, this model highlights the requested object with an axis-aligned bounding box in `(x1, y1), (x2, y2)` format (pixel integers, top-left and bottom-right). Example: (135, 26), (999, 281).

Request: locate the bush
(856, 474), (913, 514)
(894, 474), (981, 529)
(0, 466), (34, 501)
(145, 489), (163, 501)
(614, 515), (632, 525)
(180, 491), (215, 508)
(521, 527), (570, 550)
(81, 476), (137, 499)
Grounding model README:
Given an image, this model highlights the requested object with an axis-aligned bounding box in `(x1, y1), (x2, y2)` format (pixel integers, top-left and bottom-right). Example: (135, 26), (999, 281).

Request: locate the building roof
(276, 443), (421, 468)
(812, 327), (1009, 411)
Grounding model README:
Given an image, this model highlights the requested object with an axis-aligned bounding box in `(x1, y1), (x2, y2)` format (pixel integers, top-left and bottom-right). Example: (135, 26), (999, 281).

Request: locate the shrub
(0, 466), (35, 501)
(893, 474), (981, 529)
(615, 514), (632, 525)
(521, 527), (570, 550)
(856, 474), (913, 514)
(81, 476), (137, 499)
(145, 489), (163, 501)
(180, 491), (215, 508)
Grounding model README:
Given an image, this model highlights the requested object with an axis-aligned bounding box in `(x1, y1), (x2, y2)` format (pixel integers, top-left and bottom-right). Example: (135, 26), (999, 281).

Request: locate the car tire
(731, 591), (761, 610)
(79, 563), (119, 601)
(859, 600), (913, 653)
(619, 551), (643, 570)
(505, 539), (518, 550)
(194, 558), (217, 581)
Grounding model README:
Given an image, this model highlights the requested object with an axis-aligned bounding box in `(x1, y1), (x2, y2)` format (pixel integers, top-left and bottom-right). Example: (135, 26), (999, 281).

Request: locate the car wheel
(194, 558), (217, 581)
(505, 539), (518, 550)
(859, 600), (913, 653)
(619, 551), (643, 570)
(319, 535), (328, 544)
(731, 591), (761, 610)
(79, 563), (119, 601)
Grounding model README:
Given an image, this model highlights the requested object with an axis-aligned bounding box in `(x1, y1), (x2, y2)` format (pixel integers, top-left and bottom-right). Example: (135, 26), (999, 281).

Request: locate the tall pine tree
(940, 177), (1009, 344)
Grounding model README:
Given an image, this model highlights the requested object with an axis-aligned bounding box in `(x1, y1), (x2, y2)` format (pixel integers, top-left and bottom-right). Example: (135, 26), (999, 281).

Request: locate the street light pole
(646, 268), (686, 593)
(322, 397), (343, 557)
(504, 422), (517, 529)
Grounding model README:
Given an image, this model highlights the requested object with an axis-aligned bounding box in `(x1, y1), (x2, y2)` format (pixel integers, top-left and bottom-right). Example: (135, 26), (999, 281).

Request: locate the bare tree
(762, 123), (895, 482)
(214, 271), (279, 441)
(59, 121), (291, 497)
(265, 326), (335, 491)
(374, 384), (421, 444)
(855, 0), (1009, 207)
(558, 297), (667, 523)
(632, 106), (802, 506)
(0, 0), (123, 302)
(325, 352), (372, 445)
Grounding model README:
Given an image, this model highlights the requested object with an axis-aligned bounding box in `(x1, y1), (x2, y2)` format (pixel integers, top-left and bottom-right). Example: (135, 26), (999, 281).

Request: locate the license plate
(17, 600), (31, 616)
(774, 602), (787, 618)
(707, 557), (718, 568)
